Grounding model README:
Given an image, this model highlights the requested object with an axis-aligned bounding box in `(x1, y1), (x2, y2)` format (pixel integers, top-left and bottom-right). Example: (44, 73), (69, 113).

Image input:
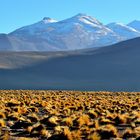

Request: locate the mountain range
(1, 13), (140, 51)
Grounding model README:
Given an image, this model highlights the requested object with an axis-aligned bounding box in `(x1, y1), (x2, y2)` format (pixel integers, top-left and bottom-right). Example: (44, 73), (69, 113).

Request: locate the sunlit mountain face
(1, 13), (140, 51)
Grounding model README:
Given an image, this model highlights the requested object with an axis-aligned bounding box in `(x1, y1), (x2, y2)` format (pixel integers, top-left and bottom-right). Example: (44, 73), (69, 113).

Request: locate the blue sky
(0, 0), (140, 33)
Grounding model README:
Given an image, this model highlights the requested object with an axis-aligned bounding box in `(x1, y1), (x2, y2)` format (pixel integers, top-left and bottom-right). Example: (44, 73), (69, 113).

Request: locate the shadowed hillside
(1, 37), (140, 91)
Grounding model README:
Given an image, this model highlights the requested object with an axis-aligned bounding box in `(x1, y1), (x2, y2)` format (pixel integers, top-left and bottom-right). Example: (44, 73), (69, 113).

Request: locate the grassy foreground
(0, 90), (140, 139)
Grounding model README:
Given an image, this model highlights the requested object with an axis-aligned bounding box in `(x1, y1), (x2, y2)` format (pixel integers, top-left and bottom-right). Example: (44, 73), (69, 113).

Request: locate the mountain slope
(1, 37), (140, 91)
(0, 34), (13, 50)
(10, 17), (57, 37)
(128, 20), (140, 32)
(107, 22), (140, 40)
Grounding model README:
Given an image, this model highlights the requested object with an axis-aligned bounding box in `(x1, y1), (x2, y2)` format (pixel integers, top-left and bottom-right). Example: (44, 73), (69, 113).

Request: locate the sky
(0, 0), (140, 33)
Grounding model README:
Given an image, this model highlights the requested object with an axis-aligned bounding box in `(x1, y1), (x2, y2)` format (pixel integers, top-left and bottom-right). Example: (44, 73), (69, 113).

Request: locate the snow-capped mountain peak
(9, 17), (57, 37)
(108, 22), (140, 32)
(42, 17), (57, 24)
(107, 22), (140, 40)
(74, 13), (88, 17)
(69, 13), (102, 26)
(128, 20), (140, 32)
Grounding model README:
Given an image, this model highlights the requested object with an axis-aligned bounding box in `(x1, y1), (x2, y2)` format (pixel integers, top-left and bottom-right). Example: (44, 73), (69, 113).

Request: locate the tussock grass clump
(28, 106), (39, 113)
(47, 116), (59, 127)
(7, 112), (20, 121)
(113, 114), (127, 125)
(122, 128), (136, 139)
(54, 125), (64, 134)
(99, 118), (114, 125)
(88, 110), (98, 119)
(97, 124), (118, 139)
(6, 100), (20, 107)
(0, 119), (5, 127)
(26, 126), (33, 134)
(134, 126), (140, 136)
(71, 130), (82, 140)
(87, 132), (101, 140)
(40, 129), (51, 138)
(27, 113), (39, 123)
(32, 123), (45, 133)
(77, 114), (90, 127)
(0, 112), (6, 119)
(48, 127), (72, 140)
(0, 131), (10, 140)
(62, 117), (73, 127)
(10, 119), (32, 129)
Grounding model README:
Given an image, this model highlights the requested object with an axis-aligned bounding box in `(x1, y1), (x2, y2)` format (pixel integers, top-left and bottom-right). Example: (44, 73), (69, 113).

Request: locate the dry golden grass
(0, 90), (140, 139)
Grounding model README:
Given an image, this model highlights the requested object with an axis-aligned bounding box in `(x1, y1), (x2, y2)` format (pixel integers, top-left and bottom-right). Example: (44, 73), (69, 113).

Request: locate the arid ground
(0, 90), (140, 139)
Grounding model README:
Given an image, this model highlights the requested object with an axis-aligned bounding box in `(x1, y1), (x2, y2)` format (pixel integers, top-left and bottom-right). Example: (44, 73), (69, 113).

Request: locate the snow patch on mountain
(42, 17), (57, 23)
(128, 20), (140, 32)
(107, 22), (140, 40)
